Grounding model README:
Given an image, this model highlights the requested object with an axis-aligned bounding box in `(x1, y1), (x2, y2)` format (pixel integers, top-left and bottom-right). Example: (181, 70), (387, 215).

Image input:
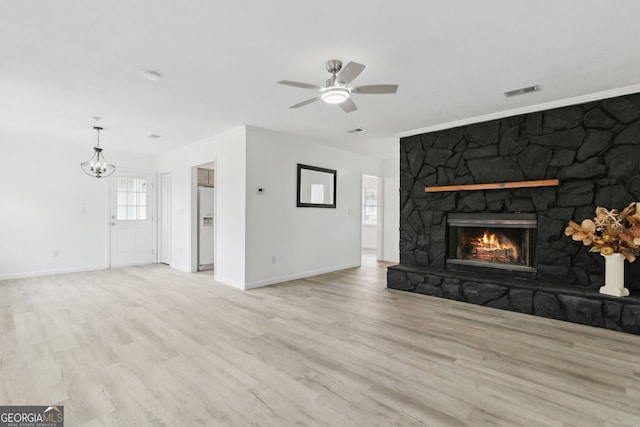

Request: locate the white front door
(159, 173), (172, 265)
(110, 171), (154, 268)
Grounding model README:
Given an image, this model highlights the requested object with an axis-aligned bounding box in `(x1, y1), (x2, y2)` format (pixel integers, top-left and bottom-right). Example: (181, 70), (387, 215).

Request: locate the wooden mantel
(425, 179), (560, 193)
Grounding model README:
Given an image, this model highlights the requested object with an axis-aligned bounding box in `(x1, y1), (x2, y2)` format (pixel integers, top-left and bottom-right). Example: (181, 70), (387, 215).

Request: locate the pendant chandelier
(81, 126), (115, 178)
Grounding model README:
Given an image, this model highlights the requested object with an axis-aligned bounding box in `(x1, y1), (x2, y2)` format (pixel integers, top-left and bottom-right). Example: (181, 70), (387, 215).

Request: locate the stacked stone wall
(390, 93), (640, 334)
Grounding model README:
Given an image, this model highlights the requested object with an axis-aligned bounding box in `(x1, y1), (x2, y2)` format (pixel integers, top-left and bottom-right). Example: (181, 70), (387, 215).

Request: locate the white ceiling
(2, 1), (640, 159)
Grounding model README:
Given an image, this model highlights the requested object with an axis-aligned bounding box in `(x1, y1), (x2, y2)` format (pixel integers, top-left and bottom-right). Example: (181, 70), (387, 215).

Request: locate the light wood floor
(1, 255), (640, 427)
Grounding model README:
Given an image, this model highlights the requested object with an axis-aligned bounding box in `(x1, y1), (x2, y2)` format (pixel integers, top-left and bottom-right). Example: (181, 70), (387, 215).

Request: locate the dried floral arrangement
(565, 202), (640, 262)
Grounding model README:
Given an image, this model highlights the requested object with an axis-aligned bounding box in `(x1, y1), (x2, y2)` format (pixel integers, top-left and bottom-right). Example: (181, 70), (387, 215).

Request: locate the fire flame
(471, 231), (519, 259)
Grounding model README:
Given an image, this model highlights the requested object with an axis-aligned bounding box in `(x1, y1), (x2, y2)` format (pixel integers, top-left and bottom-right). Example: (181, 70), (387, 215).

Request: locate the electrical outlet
(271, 255), (276, 264)
(53, 250), (60, 258)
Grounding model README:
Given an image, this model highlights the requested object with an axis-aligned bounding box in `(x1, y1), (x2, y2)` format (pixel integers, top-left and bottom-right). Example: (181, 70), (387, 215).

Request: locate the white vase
(599, 253), (630, 297)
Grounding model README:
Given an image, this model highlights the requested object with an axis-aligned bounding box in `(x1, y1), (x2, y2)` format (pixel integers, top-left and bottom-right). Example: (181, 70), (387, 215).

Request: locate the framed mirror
(297, 164), (337, 208)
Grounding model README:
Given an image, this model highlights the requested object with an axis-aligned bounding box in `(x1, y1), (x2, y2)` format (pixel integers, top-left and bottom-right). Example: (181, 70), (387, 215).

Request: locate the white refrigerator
(198, 186), (215, 270)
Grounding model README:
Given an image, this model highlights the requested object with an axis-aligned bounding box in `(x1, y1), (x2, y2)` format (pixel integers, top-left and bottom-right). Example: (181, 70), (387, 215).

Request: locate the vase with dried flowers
(565, 202), (640, 296)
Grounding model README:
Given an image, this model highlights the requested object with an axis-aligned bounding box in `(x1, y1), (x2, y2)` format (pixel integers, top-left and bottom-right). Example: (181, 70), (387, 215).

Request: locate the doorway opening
(192, 162), (215, 272)
(361, 175), (381, 263)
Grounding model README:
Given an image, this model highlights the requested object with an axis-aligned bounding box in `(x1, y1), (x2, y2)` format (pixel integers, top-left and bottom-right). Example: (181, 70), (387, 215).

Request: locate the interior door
(110, 171), (154, 268)
(159, 173), (172, 265)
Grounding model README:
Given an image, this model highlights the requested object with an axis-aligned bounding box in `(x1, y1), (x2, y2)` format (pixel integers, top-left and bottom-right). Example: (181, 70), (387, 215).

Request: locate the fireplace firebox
(447, 213), (537, 273)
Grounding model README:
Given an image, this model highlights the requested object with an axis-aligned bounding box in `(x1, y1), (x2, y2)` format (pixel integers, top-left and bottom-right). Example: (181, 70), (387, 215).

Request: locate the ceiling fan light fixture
(278, 60), (397, 113)
(321, 87), (350, 104)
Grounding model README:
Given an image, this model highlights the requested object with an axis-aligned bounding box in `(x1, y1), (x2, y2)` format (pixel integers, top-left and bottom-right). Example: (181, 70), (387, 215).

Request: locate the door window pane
(117, 192), (127, 205)
(116, 178), (148, 221)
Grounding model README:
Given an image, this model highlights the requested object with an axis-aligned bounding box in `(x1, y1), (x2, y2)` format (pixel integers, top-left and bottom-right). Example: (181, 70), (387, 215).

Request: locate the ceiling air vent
(347, 127), (367, 133)
(148, 134), (163, 139)
(503, 85), (540, 97)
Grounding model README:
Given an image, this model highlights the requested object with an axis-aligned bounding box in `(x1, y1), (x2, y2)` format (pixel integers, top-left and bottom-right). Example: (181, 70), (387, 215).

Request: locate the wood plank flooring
(1, 255), (640, 426)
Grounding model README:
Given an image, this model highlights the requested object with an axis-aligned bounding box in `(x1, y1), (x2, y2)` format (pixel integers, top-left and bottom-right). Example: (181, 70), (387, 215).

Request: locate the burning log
(464, 231), (519, 263)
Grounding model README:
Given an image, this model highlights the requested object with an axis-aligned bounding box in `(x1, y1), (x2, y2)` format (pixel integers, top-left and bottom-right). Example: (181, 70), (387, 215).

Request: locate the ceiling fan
(278, 59), (398, 113)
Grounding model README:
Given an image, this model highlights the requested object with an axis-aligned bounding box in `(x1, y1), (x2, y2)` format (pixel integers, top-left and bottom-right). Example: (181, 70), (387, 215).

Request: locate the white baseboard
(213, 275), (245, 290)
(244, 263), (361, 290)
(0, 264), (109, 281)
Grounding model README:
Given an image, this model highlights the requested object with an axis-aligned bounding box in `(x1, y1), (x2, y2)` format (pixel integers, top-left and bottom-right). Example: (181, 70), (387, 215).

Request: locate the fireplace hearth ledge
(387, 264), (640, 335)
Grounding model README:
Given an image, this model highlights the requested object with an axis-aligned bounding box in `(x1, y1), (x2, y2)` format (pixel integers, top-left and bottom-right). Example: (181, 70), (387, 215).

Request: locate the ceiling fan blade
(351, 84), (398, 94)
(337, 62), (365, 85)
(339, 98), (357, 113)
(290, 96), (320, 109)
(278, 80), (321, 90)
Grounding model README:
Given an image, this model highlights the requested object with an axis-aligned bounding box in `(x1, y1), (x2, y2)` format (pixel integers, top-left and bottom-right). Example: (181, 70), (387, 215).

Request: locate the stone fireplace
(387, 92), (640, 334)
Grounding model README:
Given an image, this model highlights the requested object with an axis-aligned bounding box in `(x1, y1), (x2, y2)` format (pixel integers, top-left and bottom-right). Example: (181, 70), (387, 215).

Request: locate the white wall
(244, 127), (381, 288)
(0, 125), (398, 284)
(157, 126), (246, 288)
(0, 138), (156, 280)
(382, 157), (400, 263)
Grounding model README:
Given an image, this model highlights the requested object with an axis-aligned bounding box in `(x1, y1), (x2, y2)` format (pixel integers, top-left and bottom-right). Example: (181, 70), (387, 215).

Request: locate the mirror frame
(296, 163), (337, 208)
